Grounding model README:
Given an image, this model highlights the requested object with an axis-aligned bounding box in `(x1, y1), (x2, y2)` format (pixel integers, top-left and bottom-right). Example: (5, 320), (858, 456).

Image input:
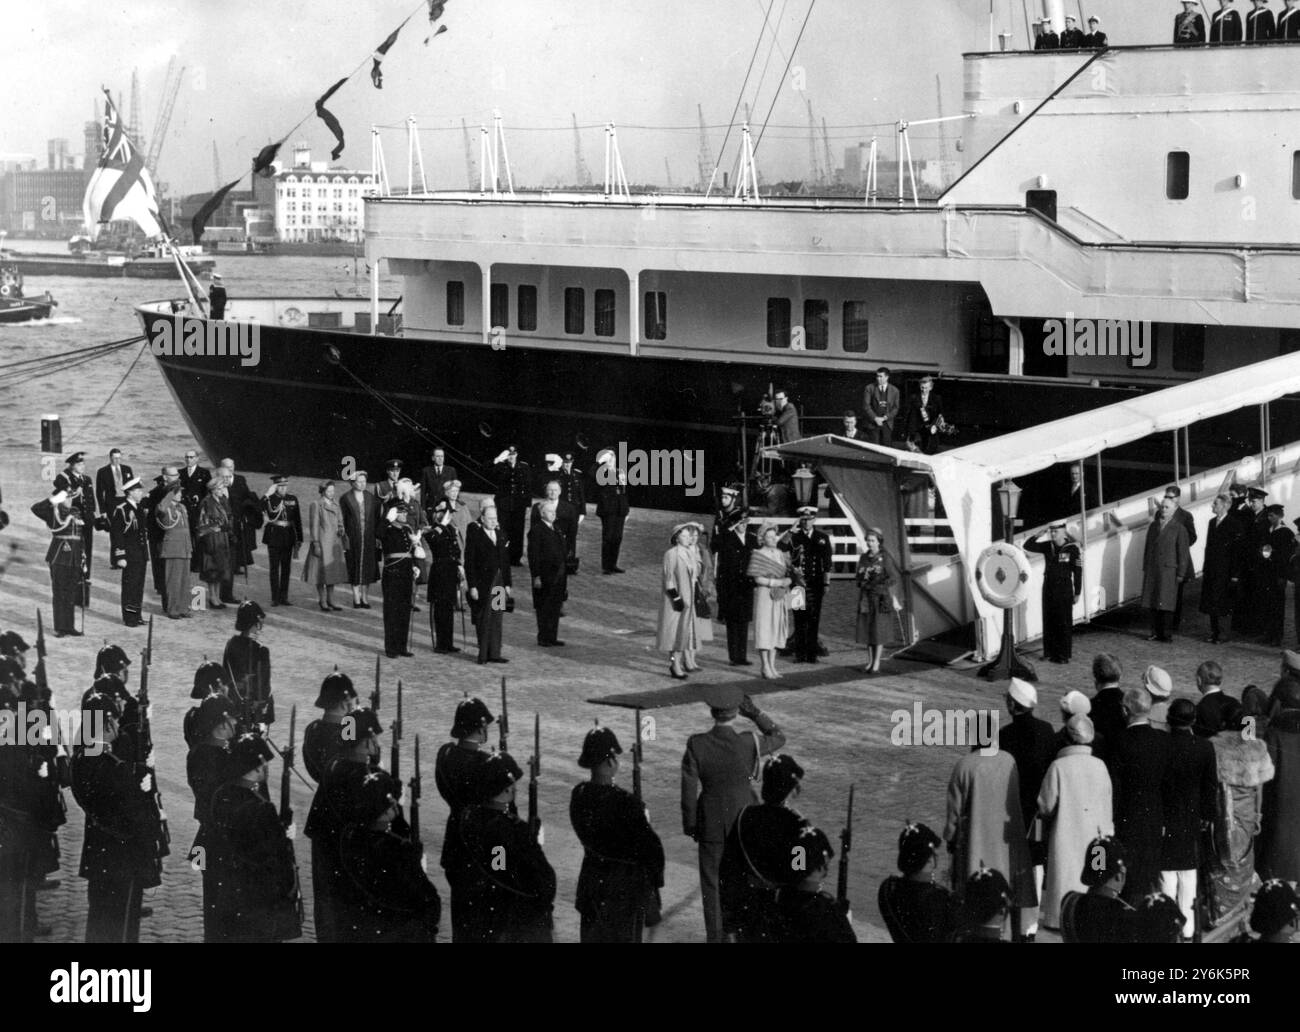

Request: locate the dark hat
(433, 499), (450, 516)
(228, 730), (275, 777)
(1266, 503), (1285, 517)
(65, 451), (85, 465)
(703, 683), (744, 712)
(385, 458), (402, 471)
(1248, 487), (1268, 500)
(315, 671), (357, 708)
(1250, 879), (1300, 936)
(1229, 482), (1248, 495)
(1167, 697), (1196, 728)
(94, 643), (130, 676)
(234, 599), (266, 632)
(794, 825), (834, 872)
(345, 707), (383, 741)
(271, 474), (290, 485)
(563, 452), (574, 461)
(0, 630), (30, 654)
(962, 867), (1012, 924)
(0, 655), (24, 686)
(476, 751), (523, 800)
(1134, 893), (1185, 944)
(1080, 834), (1127, 886)
(897, 821), (943, 875)
(450, 696), (494, 738)
(80, 689), (119, 717)
(577, 726), (623, 769)
(192, 660), (231, 699)
(193, 696), (235, 739)
(354, 769), (402, 824)
(760, 754), (805, 805)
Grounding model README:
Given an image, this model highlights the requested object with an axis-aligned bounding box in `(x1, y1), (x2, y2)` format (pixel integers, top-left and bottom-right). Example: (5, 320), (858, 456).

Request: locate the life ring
(280, 306), (306, 326)
(0, 283), (13, 298)
(973, 542), (1032, 609)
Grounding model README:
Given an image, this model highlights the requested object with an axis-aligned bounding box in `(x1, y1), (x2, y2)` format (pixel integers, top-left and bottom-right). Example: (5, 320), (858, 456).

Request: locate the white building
(273, 143), (377, 243)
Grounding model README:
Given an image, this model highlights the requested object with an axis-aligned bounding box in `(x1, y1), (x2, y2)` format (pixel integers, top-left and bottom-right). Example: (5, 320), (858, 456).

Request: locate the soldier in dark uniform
(336, 769), (441, 942)
(951, 866), (1012, 943)
(1175, 0), (1208, 43)
(70, 689), (166, 943)
(183, 660), (233, 747)
(302, 671), (357, 783)
(1281, 0), (1300, 39)
(557, 452), (587, 573)
(208, 272), (227, 319)
(436, 696), (495, 942)
(772, 825), (857, 942)
(186, 694), (234, 941)
(1260, 504), (1294, 646)
(528, 501), (568, 647)
(1210, 0), (1245, 40)
(878, 822), (958, 943)
(210, 730), (303, 942)
(31, 488), (86, 636)
(1248, 879), (1300, 942)
(261, 475), (302, 606)
(492, 444), (533, 566)
(1060, 834), (1136, 943)
(713, 482), (743, 539)
(379, 501), (419, 658)
(1247, 0), (1277, 41)
(595, 459), (630, 574)
(459, 751), (556, 942)
(305, 705), (384, 943)
(570, 726), (665, 942)
(1033, 18), (1060, 49)
(713, 510), (756, 666)
(1023, 521), (1083, 663)
(178, 450), (211, 572)
(424, 500), (464, 654)
(1059, 13), (1085, 47)
(222, 601), (274, 729)
(1083, 15), (1109, 46)
(144, 466), (179, 605)
(1235, 487), (1270, 636)
(52, 452), (95, 575)
(786, 507), (833, 663)
(718, 754), (809, 941)
(375, 459), (404, 503)
(108, 476), (148, 627)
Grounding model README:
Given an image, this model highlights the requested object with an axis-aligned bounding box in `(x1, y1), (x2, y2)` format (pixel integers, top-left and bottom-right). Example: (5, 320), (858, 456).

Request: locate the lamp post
(792, 464), (816, 509)
(979, 479), (1037, 682)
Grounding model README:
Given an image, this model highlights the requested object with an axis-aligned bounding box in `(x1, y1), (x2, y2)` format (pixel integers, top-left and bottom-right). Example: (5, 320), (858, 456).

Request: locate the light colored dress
(303, 498), (348, 586)
(655, 544), (698, 652)
(749, 546), (792, 650)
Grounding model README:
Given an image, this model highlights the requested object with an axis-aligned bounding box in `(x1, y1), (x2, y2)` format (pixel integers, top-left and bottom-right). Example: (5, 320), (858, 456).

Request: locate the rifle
(280, 704), (296, 827)
(527, 712), (541, 843)
(371, 653), (381, 713)
(499, 676), (509, 754)
(837, 784), (854, 914)
(632, 707), (643, 803)
(409, 734), (422, 849)
(137, 615), (170, 852)
(391, 679), (402, 780)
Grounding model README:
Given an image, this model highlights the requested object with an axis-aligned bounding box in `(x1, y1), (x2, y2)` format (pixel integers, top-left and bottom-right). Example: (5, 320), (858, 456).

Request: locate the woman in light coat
(691, 524), (716, 658)
(303, 480), (348, 611)
(749, 525), (794, 679)
(656, 523), (699, 679)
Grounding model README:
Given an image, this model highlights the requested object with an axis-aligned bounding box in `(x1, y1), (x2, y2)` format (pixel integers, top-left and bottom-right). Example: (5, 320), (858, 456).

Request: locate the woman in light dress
(303, 480), (348, 611)
(748, 525), (795, 679)
(656, 523), (699, 679)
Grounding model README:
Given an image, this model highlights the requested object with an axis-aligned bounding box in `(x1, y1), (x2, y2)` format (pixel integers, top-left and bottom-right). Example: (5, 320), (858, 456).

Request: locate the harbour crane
(805, 97), (823, 188)
(571, 114), (592, 187)
(145, 58), (185, 182)
(696, 103), (714, 191)
(461, 117), (477, 190)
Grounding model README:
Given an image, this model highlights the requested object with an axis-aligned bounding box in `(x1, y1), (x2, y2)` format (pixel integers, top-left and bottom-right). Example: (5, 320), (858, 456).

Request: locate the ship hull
(0, 297), (56, 323)
(6, 254), (214, 280)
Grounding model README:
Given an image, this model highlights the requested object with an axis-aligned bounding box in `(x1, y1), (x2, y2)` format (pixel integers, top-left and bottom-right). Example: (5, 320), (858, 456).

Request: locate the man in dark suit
(1034, 18), (1060, 49)
(773, 388), (801, 444)
(1160, 698), (1220, 939)
(902, 376), (944, 454)
(1108, 687), (1173, 904)
(53, 452), (95, 574)
(492, 445), (533, 566)
(528, 501), (568, 647)
(531, 480), (577, 599)
(261, 475), (303, 606)
(464, 503), (512, 664)
(1210, 0), (1245, 40)
(340, 470), (381, 608)
(712, 510), (755, 665)
(95, 449), (134, 526)
(557, 453), (587, 572)
(1162, 486), (1197, 632)
(1089, 653), (1127, 759)
(108, 477), (148, 627)
(178, 449), (211, 571)
(680, 685), (785, 943)
(420, 448), (458, 515)
(1247, 0), (1277, 40)
(595, 462), (630, 574)
(1234, 486), (1269, 636)
(1280, 0), (1300, 38)
(1174, 0), (1207, 43)
(840, 411), (866, 441)
(1261, 503), (1295, 646)
(1200, 492), (1240, 643)
(220, 459), (260, 595)
(1193, 660), (1235, 737)
(863, 367), (901, 447)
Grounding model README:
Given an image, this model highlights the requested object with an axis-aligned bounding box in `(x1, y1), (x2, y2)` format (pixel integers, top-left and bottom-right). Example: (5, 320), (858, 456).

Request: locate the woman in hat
(747, 525), (795, 679)
(1208, 697), (1274, 921)
(656, 523), (699, 679)
(197, 479), (234, 608)
(155, 480), (193, 620)
(855, 527), (901, 673)
(689, 524), (715, 662)
(304, 480), (347, 611)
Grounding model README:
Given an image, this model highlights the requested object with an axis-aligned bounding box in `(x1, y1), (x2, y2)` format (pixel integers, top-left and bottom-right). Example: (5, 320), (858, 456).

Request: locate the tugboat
(0, 264), (57, 324)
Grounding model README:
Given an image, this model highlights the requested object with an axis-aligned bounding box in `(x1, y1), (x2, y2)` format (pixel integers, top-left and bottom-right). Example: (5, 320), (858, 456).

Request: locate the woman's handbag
(693, 582), (711, 619)
(788, 585), (807, 611)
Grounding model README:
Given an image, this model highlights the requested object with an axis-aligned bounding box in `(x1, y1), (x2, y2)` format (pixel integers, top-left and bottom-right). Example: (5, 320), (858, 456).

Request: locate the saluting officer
(186, 693), (235, 941)
(32, 488), (86, 637)
(786, 507), (833, 664)
(773, 825), (857, 942)
(570, 725), (665, 942)
(436, 696), (495, 941)
(109, 476), (149, 627)
(303, 671), (358, 783)
(424, 500), (465, 654)
(380, 500), (420, 658)
(1024, 520), (1083, 663)
(492, 444), (533, 566)
(210, 730), (302, 942)
(261, 475), (302, 606)
(52, 452), (95, 574)
(459, 751), (557, 942)
(144, 466), (179, 605)
(557, 452), (587, 573)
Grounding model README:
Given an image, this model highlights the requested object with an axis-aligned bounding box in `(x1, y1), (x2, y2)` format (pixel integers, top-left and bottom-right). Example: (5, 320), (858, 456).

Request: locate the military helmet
(353, 769), (402, 824)
(227, 729), (275, 778)
(315, 670), (357, 709)
(577, 725), (622, 769)
(476, 751), (523, 801)
(234, 600), (266, 633)
(94, 643), (131, 677)
(192, 660), (231, 700)
(450, 696), (494, 739)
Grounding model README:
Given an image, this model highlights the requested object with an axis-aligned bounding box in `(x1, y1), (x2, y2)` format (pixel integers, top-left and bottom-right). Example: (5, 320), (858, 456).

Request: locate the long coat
(656, 544), (698, 652)
(680, 724), (786, 843)
(943, 750), (1038, 908)
(1199, 513), (1241, 616)
(464, 522), (512, 625)
(303, 499), (347, 585)
(1259, 708), (1300, 881)
(1140, 516), (1191, 612)
(155, 496), (191, 558)
(1108, 723), (1173, 900)
(340, 488), (381, 585)
(1036, 745), (1113, 927)
(1161, 728), (1219, 871)
(713, 527), (755, 623)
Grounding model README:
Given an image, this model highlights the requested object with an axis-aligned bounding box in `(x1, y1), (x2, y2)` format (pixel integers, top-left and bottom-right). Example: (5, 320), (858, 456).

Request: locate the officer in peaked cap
(1024, 520), (1082, 663)
(1235, 486), (1271, 635)
(424, 497), (464, 654)
(773, 825), (856, 942)
(787, 505), (833, 663)
(436, 694), (496, 941)
(1061, 834), (1135, 943)
(52, 451), (96, 573)
(953, 866), (1013, 942)
(491, 443), (532, 566)
(1059, 12), (1085, 47)
(261, 474), (302, 606)
(303, 670), (358, 783)
(109, 475), (149, 627)
(1259, 502), (1295, 646)
(376, 459), (404, 503)
(459, 750), (556, 942)
(1083, 15), (1108, 47)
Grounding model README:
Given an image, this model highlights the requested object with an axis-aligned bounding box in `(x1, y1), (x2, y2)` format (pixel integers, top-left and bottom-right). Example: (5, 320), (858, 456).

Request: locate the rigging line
(62, 338), (152, 445)
(377, 119), (904, 132)
(707, 0), (777, 195)
(0, 335), (143, 373)
(0, 348), (142, 389)
(723, 0), (789, 191)
(753, 0), (819, 158)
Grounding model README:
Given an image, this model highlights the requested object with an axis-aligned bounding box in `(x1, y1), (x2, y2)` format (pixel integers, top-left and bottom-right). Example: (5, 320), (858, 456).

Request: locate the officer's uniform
(1261, 508), (1295, 646)
(222, 623), (274, 730)
(52, 454), (95, 573)
(1210, 5), (1245, 41)
(557, 459), (587, 572)
(379, 513), (417, 658)
(109, 487), (148, 627)
(435, 698), (495, 942)
(1024, 526), (1083, 662)
(770, 826), (856, 942)
(305, 748), (372, 944)
(32, 494), (85, 635)
(425, 513), (463, 653)
(261, 480), (303, 606)
(595, 475), (630, 573)
(718, 802), (809, 941)
(492, 452), (533, 565)
(1247, 3), (1277, 41)
(786, 514), (833, 663)
(186, 724), (230, 942)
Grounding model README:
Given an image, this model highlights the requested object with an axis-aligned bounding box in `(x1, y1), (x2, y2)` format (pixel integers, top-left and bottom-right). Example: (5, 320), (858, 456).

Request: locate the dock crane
(461, 117), (477, 190)
(145, 57), (185, 183)
(571, 114), (592, 187)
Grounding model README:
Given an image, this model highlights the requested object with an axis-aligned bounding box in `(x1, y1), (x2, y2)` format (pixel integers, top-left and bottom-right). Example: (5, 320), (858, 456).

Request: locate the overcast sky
(7, 0), (1171, 194)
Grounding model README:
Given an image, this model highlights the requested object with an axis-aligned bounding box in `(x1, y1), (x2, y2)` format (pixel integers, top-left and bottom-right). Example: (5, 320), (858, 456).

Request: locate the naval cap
(65, 451), (85, 465)
(703, 683), (744, 712)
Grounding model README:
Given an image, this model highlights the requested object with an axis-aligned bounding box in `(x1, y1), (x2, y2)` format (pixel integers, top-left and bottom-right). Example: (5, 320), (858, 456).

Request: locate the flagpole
(166, 239), (206, 314)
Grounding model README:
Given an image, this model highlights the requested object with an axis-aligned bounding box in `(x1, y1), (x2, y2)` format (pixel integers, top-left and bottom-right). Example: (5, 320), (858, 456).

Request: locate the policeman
(186, 694), (235, 941)
(31, 488), (85, 637)
(718, 754), (809, 941)
(492, 444), (533, 566)
(109, 476), (149, 627)
(302, 671), (358, 783)
(786, 507), (833, 663)
(557, 452), (587, 573)
(436, 696), (495, 941)
(772, 825), (857, 942)
(459, 751), (556, 942)
(336, 769), (441, 942)
(210, 730), (303, 942)
(424, 500), (465, 654)
(1060, 834), (1135, 943)
(87, 644), (140, 757)
(184, 660), (233, 747)
(570, 725), (665, 942)
(380, 501), (419, 658)
(261, 475), (302, 606)
(52, 452), (95, 574)
(222, 601), (273, 728)
(877, 822), (957, 943)
(1024, 520), (1083, 663)
(70, 689), (166, 943)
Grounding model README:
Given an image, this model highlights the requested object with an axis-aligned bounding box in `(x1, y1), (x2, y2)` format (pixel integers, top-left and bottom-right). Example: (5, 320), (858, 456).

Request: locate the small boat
(0, 263), (58, 323)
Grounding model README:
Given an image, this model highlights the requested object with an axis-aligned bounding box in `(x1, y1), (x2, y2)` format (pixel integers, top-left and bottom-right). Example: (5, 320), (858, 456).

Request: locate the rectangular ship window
(594, 289), (616, 337)
(564, 287), (585, 334)
(517, 285), (538, 331)
(446, 281), (465, 326)
(1166, 151), (1190, 200)
(803, 299), (829, 350)
(308, 312), (342, 329)
(490, 283), (509, 329)
(644, 291), (667, 340)
(1172, 324), (1205, 372)
(1293, 152), (1300, 200)
(767, 298), (791, 348)
(843, 301), (869, 352)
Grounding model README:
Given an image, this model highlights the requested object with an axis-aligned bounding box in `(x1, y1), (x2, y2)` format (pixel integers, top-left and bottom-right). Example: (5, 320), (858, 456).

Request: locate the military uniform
(178, 463), (212, 572)
(380, 517), (418, 658)
(1174, 7), (1207, 43)
(261, 484), (303, 606)
(557, 461), (587, 572)
(595, 477), (630, 573)
(52, 458), (95, 573)
(492, 453), (533, 565)
(424, 519), (463, 653)
(1024, 529), (1083, 662)
(1261, 512), (1295, 646)
(775, 885), (857, 942)
(143, 477), (174, 603)
(186, 734), (230, 942)
(786, 517), (833, 663)
(1247, 4), (1277, 41)
(436, 704), (493, 942)
(34, 498), (86, 636)
(305, 754), (372, 944)
(1210, 6), (1245, 41)
(109, 493), (148, 627)
(460, 803), (556, 942)
(1059, 19), (1085, 47)
(222, 633), (273, 729)
(1235, 501), (1269, 635)
(718, 803), (809, 941)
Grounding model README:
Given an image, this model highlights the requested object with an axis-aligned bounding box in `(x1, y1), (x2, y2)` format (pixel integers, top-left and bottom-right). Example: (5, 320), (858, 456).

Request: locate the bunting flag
(252, 140), (284, 177)
(191, 177), (243, 247)
(371, 26), (402, 89)
(315, 77), (348, 160)
(425, 0), (448, 42)
(82, 89), (165, 240)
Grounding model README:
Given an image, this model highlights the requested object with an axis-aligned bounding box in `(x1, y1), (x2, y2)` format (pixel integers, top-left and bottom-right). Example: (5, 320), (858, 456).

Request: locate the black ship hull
(0, 297), (56, 323)
(7, 254), (214, 280)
